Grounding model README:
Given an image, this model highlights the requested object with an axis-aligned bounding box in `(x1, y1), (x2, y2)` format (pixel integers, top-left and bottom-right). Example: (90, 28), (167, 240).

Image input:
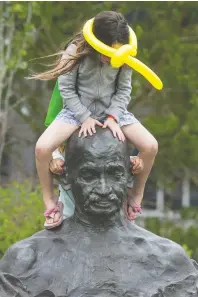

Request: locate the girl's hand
(79, 117), (103, 137)
(49, 158), (65, 175)
(130, 156), (144, 175)
(103, 117), (125, 142)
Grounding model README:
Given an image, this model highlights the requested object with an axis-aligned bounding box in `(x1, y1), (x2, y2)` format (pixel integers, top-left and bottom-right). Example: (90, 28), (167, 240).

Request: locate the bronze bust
(0, 129), (198, 297)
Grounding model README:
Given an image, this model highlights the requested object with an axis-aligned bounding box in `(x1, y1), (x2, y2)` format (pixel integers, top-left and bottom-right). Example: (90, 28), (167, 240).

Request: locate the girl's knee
(149, 138), (158, 156)
(35, 140), (53, 159)
(144, 138), (158, 156)
(151, 138), (158, 155)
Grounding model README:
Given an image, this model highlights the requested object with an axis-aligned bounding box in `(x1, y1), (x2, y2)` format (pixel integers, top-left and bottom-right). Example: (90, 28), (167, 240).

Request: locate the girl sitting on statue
(32, 11), (158, 229)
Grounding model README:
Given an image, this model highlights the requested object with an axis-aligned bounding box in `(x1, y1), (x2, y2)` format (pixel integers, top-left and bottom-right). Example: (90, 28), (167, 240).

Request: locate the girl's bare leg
(122, 123), (158, 219)
(35, 120), (79, 224)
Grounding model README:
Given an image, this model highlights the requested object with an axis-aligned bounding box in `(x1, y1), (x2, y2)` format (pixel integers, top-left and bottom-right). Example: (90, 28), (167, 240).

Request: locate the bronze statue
(0, 129), (198, 297)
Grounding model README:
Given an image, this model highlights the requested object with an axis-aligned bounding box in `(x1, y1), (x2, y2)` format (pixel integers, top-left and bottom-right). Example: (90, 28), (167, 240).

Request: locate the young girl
(34, 11), (158, 228)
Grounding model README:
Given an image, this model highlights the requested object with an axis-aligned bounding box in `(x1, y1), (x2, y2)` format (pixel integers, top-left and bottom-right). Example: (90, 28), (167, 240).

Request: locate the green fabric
(45, 81), (63, 127)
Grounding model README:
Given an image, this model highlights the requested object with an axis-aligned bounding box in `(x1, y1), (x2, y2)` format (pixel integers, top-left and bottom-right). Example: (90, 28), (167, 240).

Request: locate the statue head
(66, 128), (130, 219)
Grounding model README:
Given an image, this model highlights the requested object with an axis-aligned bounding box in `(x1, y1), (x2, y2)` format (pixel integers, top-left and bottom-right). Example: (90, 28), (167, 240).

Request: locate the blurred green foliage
(180, 206), (198, 221)
(0, 181), (43, 259)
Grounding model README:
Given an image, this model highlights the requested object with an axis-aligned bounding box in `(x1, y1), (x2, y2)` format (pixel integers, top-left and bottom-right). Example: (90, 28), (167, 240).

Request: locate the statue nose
(94, 177), (111, 196)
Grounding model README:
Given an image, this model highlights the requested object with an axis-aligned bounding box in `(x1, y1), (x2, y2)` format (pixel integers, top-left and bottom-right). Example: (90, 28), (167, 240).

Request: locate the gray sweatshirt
(58, 44), (132, 123)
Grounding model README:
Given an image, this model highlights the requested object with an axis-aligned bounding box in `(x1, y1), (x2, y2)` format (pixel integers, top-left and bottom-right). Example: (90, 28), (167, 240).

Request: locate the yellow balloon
(128, 26), (137, 54)
(83, 18), (163, 90)
(111, 44), (135, 68)
(83, 19), (137, 58)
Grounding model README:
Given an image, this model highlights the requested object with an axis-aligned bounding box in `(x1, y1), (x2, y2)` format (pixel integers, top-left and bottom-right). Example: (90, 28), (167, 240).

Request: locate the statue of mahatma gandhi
(0, 129), (198, 297)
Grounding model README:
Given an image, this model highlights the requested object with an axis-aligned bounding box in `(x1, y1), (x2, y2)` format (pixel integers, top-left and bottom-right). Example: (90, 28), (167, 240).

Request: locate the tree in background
(0, 2), (39, 168)
(135, 2), (198, 186)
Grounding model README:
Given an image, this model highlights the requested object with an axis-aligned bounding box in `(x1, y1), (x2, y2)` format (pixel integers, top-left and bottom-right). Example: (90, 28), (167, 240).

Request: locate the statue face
(73, 155), (127, 216)
(67, 129), (129, 217)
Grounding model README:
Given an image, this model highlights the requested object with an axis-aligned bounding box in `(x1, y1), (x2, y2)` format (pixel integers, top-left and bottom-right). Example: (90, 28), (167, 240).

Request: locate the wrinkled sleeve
(105, 66), (132, 122)
(58, 44), (91, 123)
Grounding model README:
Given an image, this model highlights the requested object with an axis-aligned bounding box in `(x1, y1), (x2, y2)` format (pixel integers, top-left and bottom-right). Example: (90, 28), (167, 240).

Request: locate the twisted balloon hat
(83, 18), (163, 90)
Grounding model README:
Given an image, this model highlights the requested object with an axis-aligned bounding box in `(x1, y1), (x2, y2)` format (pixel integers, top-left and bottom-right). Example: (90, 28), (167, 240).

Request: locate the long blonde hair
(30, 32), (95, 81)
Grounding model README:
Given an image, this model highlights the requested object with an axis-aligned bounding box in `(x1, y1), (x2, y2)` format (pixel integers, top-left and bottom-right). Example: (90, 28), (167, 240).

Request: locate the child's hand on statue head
(49, 158), (65, 175)
(130, 156), (144, 175)
(79, 117), (103, 137)
(103, 116), (125, 142)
